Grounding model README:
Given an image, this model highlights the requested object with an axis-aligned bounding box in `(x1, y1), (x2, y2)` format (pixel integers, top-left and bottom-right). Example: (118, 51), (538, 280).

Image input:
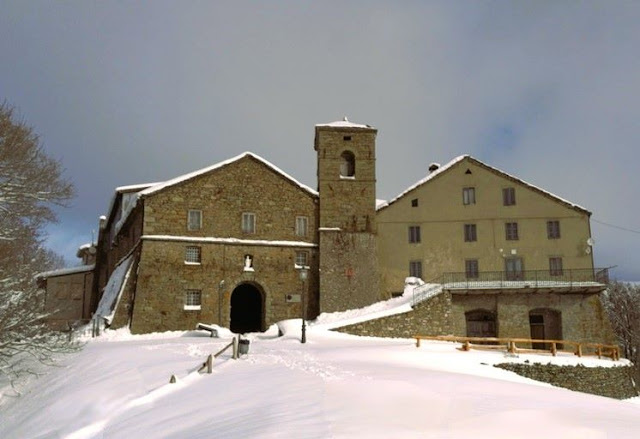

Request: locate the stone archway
(230, 283), (264, 334)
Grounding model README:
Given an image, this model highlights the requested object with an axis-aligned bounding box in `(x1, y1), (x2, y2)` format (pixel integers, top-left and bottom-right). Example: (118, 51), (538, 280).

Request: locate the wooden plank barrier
(414, 335), (620, 361)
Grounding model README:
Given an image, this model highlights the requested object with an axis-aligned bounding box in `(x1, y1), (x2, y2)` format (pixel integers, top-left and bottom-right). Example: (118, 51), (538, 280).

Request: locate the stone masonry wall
(319, 231), (380, 313)
(495, 362), (638, 399)
(131, 239), (319, 334)
(335, 292), (454, 338)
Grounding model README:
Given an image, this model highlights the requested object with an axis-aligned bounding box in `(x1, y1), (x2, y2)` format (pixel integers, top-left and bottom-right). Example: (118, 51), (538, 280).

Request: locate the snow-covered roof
(95, 255), (134, 324)
(138, 152), (318, 198)
(104, 182), (158, 226)
(36, 264), (95, 280)
(315, 117), (374, 130)
(378, 155), (590, 214)
(377, 155), (467, 210)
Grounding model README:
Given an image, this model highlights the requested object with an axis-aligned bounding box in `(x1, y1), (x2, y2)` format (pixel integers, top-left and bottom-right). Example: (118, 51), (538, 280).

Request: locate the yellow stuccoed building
(377, 155), (596, 294)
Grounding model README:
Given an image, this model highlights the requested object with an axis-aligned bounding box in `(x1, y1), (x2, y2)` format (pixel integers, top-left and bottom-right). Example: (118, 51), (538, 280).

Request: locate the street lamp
(298, 266), (308, 344)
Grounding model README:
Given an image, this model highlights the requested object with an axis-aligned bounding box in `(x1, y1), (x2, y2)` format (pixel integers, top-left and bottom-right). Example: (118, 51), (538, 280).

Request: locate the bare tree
(602, 281), (640, 381)
(0, 102), (77, 387)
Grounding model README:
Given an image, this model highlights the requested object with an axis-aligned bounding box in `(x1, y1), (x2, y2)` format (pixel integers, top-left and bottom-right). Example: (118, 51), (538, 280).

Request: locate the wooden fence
(414, 335), (620, 361)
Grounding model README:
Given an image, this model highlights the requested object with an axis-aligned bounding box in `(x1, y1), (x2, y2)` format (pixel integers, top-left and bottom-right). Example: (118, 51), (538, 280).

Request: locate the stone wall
(336, 290), (615, 347)
(495, 362), (638, 399)
(451, 292), (616, 344)
(319, 231), (381, 313)
(44, 270), (94, 330)
(335, 292), (453, 338)
(130, 239), (319, 334)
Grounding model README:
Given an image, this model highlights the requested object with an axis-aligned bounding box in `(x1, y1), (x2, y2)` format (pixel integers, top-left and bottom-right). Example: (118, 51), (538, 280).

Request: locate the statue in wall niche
(244, 254), (254, 271)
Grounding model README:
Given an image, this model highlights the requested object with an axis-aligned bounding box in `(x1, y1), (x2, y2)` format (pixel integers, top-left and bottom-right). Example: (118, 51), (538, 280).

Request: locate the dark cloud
(2, 1), (639, 280)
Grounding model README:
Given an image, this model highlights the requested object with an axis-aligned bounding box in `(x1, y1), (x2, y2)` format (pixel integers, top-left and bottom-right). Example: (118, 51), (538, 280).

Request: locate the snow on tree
(0, 102), (77, 387)
(602, 281), (640, 381)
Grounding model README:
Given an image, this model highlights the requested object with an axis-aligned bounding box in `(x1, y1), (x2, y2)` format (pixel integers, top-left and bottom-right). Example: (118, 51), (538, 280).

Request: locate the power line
(592, 218), (640, 235)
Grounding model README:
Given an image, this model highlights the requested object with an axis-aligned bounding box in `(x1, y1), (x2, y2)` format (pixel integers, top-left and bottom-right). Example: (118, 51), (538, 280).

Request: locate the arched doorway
(529, 308), (562, 349)
(465, 309), (497, 338)
(230, 283), (264, 334)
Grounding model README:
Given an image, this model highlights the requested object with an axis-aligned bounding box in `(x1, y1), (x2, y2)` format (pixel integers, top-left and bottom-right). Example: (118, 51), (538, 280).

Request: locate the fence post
(551, 342), (557, 356)
(233, 336), (239, 359)
(206, 354), (213, 373)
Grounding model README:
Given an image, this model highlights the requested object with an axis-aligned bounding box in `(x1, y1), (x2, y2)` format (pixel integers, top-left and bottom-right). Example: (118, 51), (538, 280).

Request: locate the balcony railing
(440, 267), (609, 290)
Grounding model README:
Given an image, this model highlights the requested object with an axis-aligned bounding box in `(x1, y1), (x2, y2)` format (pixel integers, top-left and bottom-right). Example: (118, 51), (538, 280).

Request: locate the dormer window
(340, 151), (355, 177)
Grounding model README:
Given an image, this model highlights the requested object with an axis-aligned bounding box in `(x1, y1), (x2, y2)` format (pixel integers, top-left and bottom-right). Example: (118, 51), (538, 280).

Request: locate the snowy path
(1, 327), (639, 439)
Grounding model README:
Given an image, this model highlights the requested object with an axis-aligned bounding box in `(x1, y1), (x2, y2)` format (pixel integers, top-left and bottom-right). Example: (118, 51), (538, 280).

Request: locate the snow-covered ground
(1, 317), (638, 439)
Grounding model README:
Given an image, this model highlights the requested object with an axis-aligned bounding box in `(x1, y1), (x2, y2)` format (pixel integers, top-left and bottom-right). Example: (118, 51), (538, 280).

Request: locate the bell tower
(314, 118), (380, 312)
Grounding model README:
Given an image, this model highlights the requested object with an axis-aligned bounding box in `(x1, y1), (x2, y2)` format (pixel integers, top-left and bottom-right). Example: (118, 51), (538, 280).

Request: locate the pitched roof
(138, 152), (318, 198)
(378, 155), (590, 215)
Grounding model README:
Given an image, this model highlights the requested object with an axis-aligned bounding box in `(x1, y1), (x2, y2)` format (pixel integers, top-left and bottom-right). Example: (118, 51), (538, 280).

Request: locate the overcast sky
(2, 1), (639, 280)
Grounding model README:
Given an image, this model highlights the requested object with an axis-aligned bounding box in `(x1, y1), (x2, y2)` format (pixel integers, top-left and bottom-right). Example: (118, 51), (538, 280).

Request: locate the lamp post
(298, 266), (308, 344)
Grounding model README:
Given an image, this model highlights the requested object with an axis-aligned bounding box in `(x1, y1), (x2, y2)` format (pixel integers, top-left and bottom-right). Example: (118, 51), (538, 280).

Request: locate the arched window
(340, 151), (355, 177)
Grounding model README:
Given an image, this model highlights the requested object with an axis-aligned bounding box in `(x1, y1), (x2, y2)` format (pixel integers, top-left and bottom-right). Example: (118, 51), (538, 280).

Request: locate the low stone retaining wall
(334, 292), (453, 338)
(495, 362), (638, 399)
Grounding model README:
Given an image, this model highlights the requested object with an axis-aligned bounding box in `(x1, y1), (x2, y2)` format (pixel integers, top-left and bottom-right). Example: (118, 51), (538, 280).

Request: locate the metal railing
(440, 267), (609, 290)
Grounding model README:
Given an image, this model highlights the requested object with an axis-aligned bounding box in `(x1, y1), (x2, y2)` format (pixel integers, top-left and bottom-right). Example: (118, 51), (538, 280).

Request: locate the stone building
(37, 244), (96, 330)
(42, 118), (613, 344)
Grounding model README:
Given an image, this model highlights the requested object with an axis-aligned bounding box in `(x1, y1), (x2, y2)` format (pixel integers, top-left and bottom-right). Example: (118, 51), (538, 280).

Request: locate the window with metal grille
(296, 216), (308, 237)
(409, 261), (423, 279)
(187, 210), (202, 230)
(462, 187), (476, 205)
(295, 251), (308, 267)
(464, 224), (477, 242)
(503, 187), (516, 206)
(408, 226), (421, 243)
(547, 220), (561, 239)
(184, 290), (202, 310)
(185, 246), (201, 263)
(505, 222), (519, 240)
(465, 259), (479, 279)
(549, 257), (563, 276)
(242, 212), (256, 234)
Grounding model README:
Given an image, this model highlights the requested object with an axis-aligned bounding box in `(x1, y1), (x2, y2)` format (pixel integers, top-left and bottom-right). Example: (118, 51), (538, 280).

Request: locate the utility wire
(592, 218), (640, 235)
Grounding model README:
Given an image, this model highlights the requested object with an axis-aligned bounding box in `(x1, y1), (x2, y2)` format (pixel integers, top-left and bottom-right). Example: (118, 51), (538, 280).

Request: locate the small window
(295, 251), (308, 267)
(187, 210), (202, 230)
(343, 135), (352, 141)
(464, 224), (477, 242)
(549, 257), (563, 276)
(408, 226), (421, 243)
(505, 222), (519, 241)
(503, 187), (516, 206)
(340, 151), (355, 177)
(296, 216), (309, 237)
(411, 198), (418, 207)
(462, 187), (476, 205)
(242, 212), (256, 234)
(465, 259), (479, 279)
(409, 261), (423, 279)
(184, 290), (202, 310)
(185, 246), (202, 264)
(547, 220), (561, 239)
